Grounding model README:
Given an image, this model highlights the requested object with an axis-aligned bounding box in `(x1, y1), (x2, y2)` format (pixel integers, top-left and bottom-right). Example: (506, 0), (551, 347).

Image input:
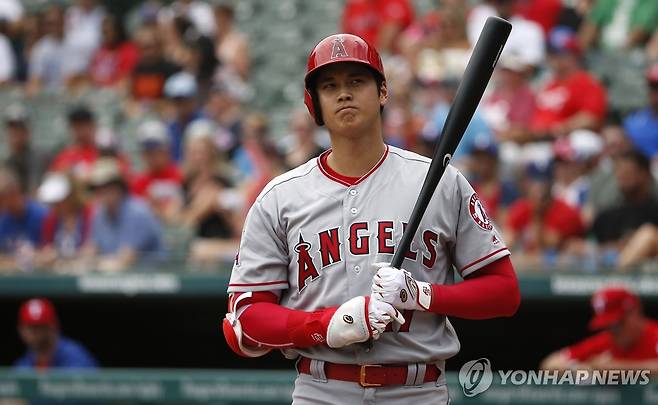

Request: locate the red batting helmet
(304, 34), (385, 126)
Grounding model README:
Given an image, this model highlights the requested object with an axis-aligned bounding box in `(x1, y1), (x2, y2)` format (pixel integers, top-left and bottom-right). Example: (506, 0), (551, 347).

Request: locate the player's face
(315, 62), (387, 135)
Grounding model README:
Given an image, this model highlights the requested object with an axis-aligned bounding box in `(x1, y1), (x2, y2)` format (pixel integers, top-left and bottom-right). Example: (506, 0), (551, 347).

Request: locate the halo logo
(459, 358), (493, 397)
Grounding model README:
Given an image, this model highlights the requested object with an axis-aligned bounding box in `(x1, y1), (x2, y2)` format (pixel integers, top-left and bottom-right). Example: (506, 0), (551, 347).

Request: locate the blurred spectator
(530, 27), (607, 139)
(504, 161), (585, 267)
(0, 23), (14, 83)
(131, 120), (183, 223)
(278, 109), (325, 170)
(10, 10), (42, 83)
(419, 77), (493, 164)
(579, 0), (658, 51)
(232, 113), (286, 207)
(2, 104), (49, 194)
(179, 121), (242, 266)
(341, 0), (414, 54)
(403, 0), (471, 91)
(541, 287), (658, 373)
(160, 16), (195, 72)
(88, 14), (139, 90)
(465, 139), (518, 225)
(482, 52), (536, 143)
(49, 106), (102, 181)
(15, 298), (97, 369)
(26, 5), (73, 94)
(585, 123), (636, 221)
(164, 71), (204, 162)
(623, 63), (658, 161)
(185, 30), (219, 92)
(63, 0), (105, 87)
(467, 0), (545, 69)
(382, 82), (425, 152)
(87, 158), (163, 272)
(214, 3), (250, 81)
(202, 81), (245, 157)
(551, 129), (604, 209)
(590, 151), (658, 258)
(35, 173), (93, 273)
(161, 0), (216, 37)
(0, 168), (47, 272)
(130, 25), (181, 102)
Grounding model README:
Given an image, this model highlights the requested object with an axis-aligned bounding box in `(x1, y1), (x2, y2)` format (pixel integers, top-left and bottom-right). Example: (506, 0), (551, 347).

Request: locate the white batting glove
(327, 296), (405, 348)
(371, 263), (433, 311)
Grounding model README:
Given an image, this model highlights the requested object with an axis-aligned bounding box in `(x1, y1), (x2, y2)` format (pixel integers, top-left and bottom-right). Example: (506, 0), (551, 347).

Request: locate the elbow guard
(222, 312), (272, 358)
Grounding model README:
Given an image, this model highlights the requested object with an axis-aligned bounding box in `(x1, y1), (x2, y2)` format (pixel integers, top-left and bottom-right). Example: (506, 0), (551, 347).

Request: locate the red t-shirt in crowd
(515, 0), (562, 35)
(89, 42), (140, 87)
(567, 320), (658, 361)
(507, 198), (584, 240)
(50, 145), (100, 176)
(531, 70), (607, 134)
(341, 0), (414, 47)
(50, 145), (132, 180)
(484, 84), (536, 130)
(131, 164), (183, 200)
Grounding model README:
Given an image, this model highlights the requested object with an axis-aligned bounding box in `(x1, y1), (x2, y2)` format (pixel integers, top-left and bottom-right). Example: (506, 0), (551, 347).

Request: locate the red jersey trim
(317, 145), (389, 187)
(460, 248), (510, 275)
(228, 280), (289, 287)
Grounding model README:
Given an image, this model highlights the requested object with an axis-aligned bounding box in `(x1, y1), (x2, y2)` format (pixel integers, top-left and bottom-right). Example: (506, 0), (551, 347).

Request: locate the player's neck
(327, 136), (386, 178)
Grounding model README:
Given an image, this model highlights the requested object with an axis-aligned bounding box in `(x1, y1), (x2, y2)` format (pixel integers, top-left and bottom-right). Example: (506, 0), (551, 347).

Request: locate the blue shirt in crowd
(167, 110), (205, 162)
(14, 335), (98, 369)
(624, 107), (658, 159)
(421, 102), (493, 161)
(0, 200), (48, 253)
(91, 196), (163, 261)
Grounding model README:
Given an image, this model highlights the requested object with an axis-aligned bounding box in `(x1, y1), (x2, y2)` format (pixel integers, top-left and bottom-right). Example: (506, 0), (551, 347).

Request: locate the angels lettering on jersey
(295, 221), (440, 293)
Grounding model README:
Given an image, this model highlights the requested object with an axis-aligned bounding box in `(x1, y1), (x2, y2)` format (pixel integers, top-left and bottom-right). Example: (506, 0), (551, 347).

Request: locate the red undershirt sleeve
(429, 256), (520, 319)
(237, 299), (338, 349)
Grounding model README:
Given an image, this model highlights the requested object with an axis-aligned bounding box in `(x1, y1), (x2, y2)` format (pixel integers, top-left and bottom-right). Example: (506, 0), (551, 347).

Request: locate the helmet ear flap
(304, 88), (324, 126)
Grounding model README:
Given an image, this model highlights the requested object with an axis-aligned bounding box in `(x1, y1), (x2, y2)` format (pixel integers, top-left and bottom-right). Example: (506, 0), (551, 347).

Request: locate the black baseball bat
(390, 16), (512, 269)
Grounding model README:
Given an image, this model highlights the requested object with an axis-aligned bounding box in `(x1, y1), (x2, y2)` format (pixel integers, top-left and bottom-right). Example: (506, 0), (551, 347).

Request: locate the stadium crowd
(0, 0), (655, 274)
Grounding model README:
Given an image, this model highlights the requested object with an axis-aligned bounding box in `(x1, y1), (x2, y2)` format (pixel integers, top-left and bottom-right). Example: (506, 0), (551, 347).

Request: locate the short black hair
(67, 106), (95, 123)
(617, 150), (651, 173)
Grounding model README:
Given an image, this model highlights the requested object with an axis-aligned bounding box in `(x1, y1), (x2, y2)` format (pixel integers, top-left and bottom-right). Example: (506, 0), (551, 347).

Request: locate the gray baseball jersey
(228, 145), (509, 365)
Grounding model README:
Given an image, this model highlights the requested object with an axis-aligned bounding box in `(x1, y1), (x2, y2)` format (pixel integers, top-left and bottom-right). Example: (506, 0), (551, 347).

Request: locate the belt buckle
(359, 364), (383, 387)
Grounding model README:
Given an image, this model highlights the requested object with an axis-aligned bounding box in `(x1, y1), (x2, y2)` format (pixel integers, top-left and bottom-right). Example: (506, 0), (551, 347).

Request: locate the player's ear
(379, 81), (388, 107)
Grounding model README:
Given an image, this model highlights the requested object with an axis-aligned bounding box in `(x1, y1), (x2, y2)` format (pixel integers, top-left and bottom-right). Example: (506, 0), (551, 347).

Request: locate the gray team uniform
(228, 145), (510, 404)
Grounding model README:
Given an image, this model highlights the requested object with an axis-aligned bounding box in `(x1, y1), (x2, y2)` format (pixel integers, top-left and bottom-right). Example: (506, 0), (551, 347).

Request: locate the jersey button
(354, 265), (361, 273)
(350, 207), (358, 215)
(349, 189), (358, 196)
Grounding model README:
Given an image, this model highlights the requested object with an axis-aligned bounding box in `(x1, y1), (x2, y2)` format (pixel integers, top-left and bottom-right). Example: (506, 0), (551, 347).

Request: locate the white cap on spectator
(164, 72), (198, 98)
(89, 158), (124, 187)
(569, 129), (604, 161)
(138, 120), (169, 149)
(499, 52), (527, 72)
(37, 173), (71, 204)
(185, 119), (217, 141)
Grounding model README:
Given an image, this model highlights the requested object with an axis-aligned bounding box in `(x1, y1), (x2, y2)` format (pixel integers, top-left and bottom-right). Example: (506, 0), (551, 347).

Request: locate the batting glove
(327, 296), (405, 348)
(371, 263), (433, 311)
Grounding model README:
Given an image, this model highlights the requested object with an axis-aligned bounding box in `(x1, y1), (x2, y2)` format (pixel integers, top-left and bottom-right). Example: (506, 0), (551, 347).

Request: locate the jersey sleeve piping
(227, 280), (290, 292)
(460, 247), (511, 278)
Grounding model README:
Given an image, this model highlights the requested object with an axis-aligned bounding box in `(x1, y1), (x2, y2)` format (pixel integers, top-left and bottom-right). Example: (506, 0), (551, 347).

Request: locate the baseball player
(223, 34), (520, 404)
